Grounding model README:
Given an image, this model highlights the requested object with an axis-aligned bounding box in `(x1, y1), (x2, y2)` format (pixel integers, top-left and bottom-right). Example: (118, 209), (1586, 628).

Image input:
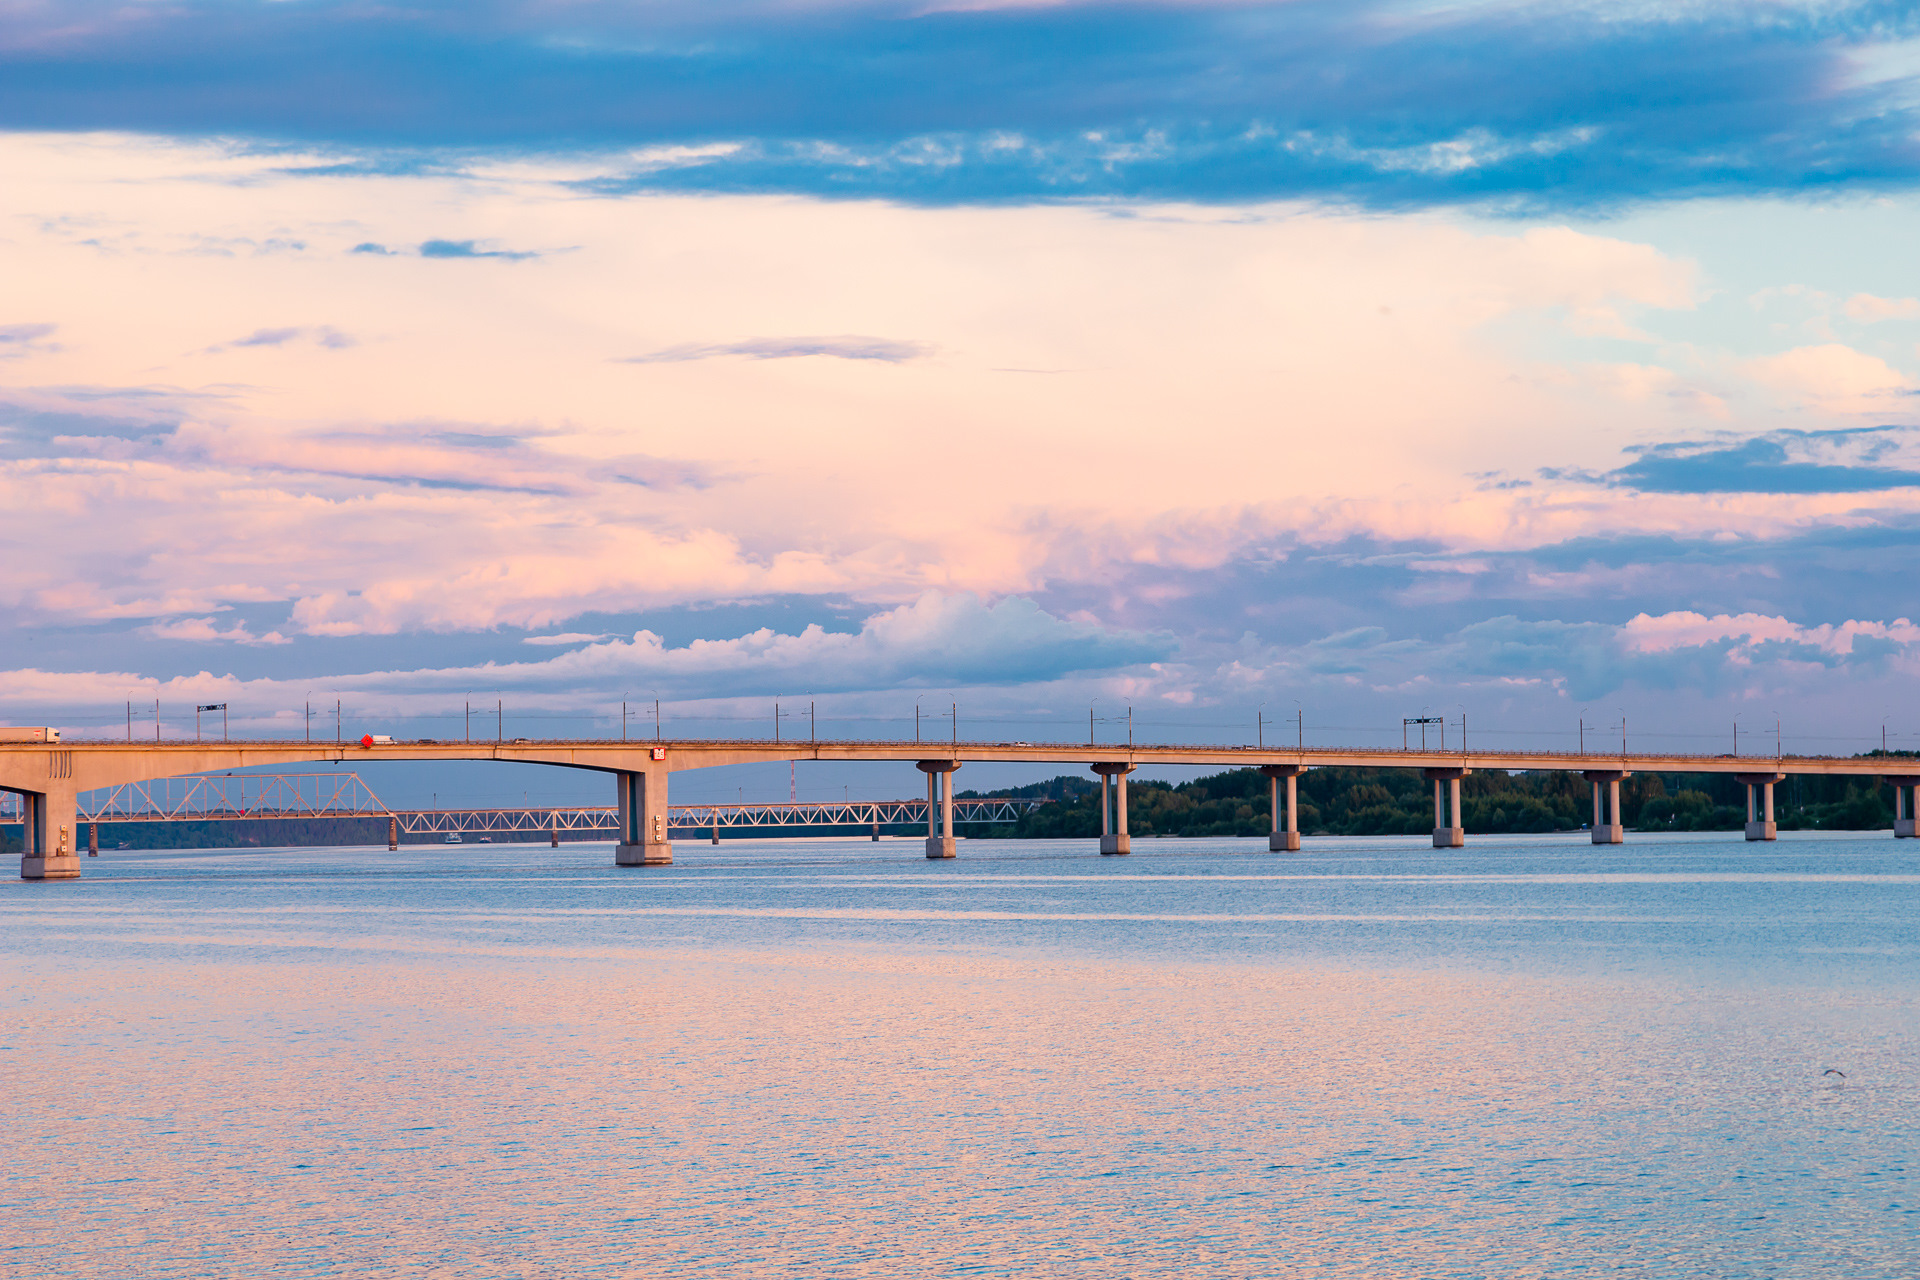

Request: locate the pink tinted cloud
(1620, 611), (1920, 658)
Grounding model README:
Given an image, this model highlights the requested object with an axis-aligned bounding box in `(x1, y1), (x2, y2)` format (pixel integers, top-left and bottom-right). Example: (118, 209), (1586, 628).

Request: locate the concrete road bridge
(7, 735), (1920, 879)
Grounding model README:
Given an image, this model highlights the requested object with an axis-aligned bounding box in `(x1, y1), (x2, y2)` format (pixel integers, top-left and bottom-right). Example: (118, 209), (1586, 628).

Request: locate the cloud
(6, 137), (1918, 665)
(543, 592), (1177, 694)
(1620, 610), (1920, 661)
(1213, 607), (1920, 705)
(622, 336), (932, 364)
(3, 2), (1919, 207)
(523, 632), (612, 646)
(353, 238), (538, 259)
(1731, 342), (1913, 414)
(418, 239), (537, 260)
(142, 616), (290, 645)
(0, 593), (1175, 724)
(0, 384), (197, 459)
(1843, 293), (1920, 323)
(0, 322), (58, 357)
(1609, 427), (1920, 494)
(201, 325), (356, 353)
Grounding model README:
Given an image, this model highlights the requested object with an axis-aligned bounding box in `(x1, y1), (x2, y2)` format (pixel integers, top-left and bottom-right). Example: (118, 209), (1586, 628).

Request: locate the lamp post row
(73, 702), (1900, 756)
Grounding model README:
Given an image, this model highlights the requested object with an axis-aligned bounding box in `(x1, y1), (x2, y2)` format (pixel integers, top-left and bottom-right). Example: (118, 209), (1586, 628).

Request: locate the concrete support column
(1583, 770), (1627, 844)
(389, 816), (399, 851)
(88, 821), (98, 857)
(614, 768), (673, 866)
(1260, 765), (1303, 852)
(1092, 763), (1133, 855)
(1736, 773), (1782, 842)
(1887, 775), (1919, 838)
(19, 786), (81, 880)
(917, 761), (961, 859)
(1287, 774), (1299, 847)
(550, 818), (558, 849)
(936, 767), (952, 855)
(714, 820), (722, 845)
(1422, 768), (1467, 848)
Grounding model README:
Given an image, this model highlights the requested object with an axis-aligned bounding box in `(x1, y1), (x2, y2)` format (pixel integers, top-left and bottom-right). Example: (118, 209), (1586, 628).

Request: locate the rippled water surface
(4, 831), (1916, 1277)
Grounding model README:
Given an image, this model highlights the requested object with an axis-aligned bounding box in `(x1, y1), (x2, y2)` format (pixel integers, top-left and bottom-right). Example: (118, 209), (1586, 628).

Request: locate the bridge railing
(30, 732), (1915, 766)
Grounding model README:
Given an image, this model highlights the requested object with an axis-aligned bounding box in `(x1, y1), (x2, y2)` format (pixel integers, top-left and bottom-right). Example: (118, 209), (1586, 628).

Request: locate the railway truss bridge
(43, 771), (1046, 849)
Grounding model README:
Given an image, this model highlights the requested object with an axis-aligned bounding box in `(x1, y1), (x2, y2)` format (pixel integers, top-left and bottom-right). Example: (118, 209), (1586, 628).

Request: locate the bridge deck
(7, 736), (1914, 779)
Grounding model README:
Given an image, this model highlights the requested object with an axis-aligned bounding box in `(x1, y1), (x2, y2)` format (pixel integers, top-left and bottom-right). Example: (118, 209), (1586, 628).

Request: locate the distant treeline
(961, 755), (1920, 838)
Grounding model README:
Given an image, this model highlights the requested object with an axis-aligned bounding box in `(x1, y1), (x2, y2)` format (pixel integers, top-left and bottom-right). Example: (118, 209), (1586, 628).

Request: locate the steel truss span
(74, 772), (387, 823)
(394, 797), (1044, 836)
(56, 773), (1047, 834)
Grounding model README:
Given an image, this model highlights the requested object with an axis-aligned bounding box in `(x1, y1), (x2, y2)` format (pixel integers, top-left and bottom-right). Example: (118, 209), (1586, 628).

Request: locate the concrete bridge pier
(14, 785), (82, 880)
(918, 760), (960, 858)
(1260, 765), (1302, 852)
(1422, 768), (1467, 848)
(1885, 775), (1919, 838)
(1736, 773), (1784, 841)
(614, 769), (673, 866)
(1091, 763), (1133, 854)
(1583, 770), (1628, 844)
(389, 816), (399, 851)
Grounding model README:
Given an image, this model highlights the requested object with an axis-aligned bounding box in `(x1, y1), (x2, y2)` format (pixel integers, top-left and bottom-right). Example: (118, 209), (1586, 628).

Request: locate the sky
(6, 0), (1920, 803)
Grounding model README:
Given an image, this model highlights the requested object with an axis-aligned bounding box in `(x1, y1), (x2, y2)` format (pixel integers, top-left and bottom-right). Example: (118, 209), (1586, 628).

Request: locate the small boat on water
(444, 832), (463, 844)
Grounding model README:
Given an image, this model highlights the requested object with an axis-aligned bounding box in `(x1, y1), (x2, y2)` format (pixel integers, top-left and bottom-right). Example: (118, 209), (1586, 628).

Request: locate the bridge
(7, 734), (1919, 878)
(51, 772), (1047, 845)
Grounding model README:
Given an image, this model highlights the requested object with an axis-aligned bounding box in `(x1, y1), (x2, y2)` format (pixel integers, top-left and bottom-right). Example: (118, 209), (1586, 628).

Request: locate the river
(4, 830), (1915, 1277)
